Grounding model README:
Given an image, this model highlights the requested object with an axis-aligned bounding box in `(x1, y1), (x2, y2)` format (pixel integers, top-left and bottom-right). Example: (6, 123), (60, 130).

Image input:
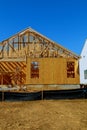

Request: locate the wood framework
(0, 61), (26, 85)
(0, 27), (80, 85)
(0, 28), (80, 60)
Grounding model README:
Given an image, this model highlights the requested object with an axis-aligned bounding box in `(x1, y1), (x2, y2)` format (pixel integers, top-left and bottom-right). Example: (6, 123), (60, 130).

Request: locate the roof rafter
(0, 27), (80, 60)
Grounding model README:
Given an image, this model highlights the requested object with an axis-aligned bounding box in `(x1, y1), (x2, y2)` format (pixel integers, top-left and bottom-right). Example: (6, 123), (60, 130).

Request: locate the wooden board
(26, 58), (80, 85)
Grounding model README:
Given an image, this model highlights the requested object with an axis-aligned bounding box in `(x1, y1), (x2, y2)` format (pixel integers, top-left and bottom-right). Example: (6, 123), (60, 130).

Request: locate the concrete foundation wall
(26, 84), (80, 90)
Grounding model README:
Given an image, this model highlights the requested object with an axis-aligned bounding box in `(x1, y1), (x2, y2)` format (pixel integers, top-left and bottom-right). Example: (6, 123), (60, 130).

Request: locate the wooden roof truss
(0, 28), (80, 85)
(0, 28), (80, 60)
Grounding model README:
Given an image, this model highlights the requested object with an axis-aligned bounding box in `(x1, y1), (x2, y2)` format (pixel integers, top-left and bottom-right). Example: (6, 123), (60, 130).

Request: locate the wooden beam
(0, 63), (7, 72)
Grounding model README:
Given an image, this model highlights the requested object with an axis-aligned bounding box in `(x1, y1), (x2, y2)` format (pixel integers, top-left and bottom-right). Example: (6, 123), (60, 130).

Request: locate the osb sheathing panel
(26, 58), (80, 84)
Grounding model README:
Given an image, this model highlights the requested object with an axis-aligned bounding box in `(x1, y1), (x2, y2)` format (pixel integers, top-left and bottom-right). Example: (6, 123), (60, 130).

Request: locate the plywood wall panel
(26, 58), (80, 84)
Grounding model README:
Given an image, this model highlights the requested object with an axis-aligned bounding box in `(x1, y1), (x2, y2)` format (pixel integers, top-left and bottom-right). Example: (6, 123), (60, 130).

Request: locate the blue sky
(0, 0), (87, 55)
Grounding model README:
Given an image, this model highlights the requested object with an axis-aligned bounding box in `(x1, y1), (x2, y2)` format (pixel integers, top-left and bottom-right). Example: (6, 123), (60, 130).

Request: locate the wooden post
(7, 41), (9, 57)
(18, 35), (20, 51)
(1, 74), (4, 101)
(2, 45), (5, 58)
(1, 74), (3, 85)
(28, 32), (30, 55)
(42, 87), (43, 100)
(2, 91), (4, 101)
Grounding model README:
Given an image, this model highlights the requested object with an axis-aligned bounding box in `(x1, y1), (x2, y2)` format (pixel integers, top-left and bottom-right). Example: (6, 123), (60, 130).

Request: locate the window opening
(84, 70), (87, 79)
(67, 61), (75, 78)
(31, 61), (39, 78)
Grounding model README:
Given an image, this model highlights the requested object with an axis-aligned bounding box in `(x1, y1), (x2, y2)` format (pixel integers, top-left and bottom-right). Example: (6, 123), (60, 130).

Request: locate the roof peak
(1, 27), (80, 59)
(81, 39), (87, 56)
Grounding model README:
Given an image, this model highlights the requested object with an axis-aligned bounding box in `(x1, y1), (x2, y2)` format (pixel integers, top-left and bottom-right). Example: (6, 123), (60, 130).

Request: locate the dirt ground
(0, 99), (87, 130)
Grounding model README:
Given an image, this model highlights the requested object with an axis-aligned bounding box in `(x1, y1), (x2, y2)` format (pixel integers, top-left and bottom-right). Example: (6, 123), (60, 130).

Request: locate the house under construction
(0, 28), (80, 89)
